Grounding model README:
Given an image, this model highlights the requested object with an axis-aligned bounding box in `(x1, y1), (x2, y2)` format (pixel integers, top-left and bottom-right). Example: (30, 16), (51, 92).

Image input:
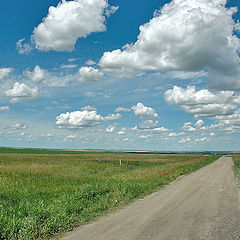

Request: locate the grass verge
(233, 155), (240, 186)
(0, 153), (218, 239)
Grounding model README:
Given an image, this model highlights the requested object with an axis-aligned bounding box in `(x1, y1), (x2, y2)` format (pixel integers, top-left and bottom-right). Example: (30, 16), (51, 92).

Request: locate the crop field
(0, 151), (218, 239)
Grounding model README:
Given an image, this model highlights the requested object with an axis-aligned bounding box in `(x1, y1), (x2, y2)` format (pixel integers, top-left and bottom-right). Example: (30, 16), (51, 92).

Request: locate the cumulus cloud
(32, 0), (118, 51)
(25, 65), (46, 83)
(56, 110), (104, 128)
(195, 119), (204, 128)
(99, 0), (240, 87)
(78, 67), (104, 82)
(165, 85), (240, 118)
(56, 109), (120, 129)
(4, 82), (38, 103)
(0, 68), (13, 80)
(131, 102), (158, 119)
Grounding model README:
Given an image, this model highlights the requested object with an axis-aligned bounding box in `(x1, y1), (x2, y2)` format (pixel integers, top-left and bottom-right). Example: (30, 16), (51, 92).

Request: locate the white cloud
(16, 39), (32, 54)
(78, 67), (104, 82)
(117, 128), (126, 135)
(165, 86), (240, 118)
(115, 107), (131, 113)
(86, 60), (96, 65)
(105, 5), (119, 17)
(56, 109), (120, 129)
(11, 123), (28, 130)
(137, 120), (159, 130)
(179, 137), (191, 143)
(104, 113), (121, 121)
(195, 119), (204, 128)
(25, 65), (46, 83)
(64, 134), (77, 142)
(0, 68), (13, 80)
(106, 125), (115, 133)
(195, 137), (209, 142)
(60, 64), (77, 69)
(131, 102), (158, 119)
(32, 0), (117, 51)
(182, 122), (196, 132)
(81, 106), (96, 111)
(152, 127), (169, 132)
(0, 106), (9, 111)
(140, 135), (151, 139)
(168, 132), (184, 137)
(99, 0), (240, 87)
(56, 110), (104, 128)
(210, 132), (215, 136)
(4, 82), (38, 103)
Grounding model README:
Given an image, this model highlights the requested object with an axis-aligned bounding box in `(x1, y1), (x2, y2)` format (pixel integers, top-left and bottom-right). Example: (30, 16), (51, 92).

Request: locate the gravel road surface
(60, 156), (240, 240)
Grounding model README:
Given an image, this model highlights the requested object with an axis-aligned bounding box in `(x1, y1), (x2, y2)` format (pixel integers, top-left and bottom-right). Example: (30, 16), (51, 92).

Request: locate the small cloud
(25, 65), (46, 83)
(60, 64), (78, 69)
(11, 123), (28, 130)
(16, 39), (32, 54)
(86, 60), (96, 65)
(78, 67), (104, 82)
(0, 106), (9, 111)
(106, 125), (115, 133)
(105, 5), (119, 17)
(117, 128), (126, 135)
(81, 106), (97, 111)
(0, 68), (13, 81)
(115, 107), (131, 113)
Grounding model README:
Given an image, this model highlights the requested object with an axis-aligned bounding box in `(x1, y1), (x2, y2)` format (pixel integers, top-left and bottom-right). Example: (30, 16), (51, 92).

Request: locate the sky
(0, 0), (240, 151)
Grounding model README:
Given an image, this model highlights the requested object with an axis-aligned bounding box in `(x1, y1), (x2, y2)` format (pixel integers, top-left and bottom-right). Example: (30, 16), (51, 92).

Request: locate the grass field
(233, 155), (240, 185)
(0, 151), (218, 239)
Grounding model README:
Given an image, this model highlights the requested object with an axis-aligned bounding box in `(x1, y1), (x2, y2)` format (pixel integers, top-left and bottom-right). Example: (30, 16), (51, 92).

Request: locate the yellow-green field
(0, 152), (218, 239)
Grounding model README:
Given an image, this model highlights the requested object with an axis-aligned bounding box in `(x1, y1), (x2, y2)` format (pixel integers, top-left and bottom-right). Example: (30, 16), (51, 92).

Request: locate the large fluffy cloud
(56, 109), (120, 128)
(3, 82), (38, 103)
(131, 102), (158, 119)
(99, 0), (240, 87)
(164, 86), (240, 118)
(32, 0), (118, 51)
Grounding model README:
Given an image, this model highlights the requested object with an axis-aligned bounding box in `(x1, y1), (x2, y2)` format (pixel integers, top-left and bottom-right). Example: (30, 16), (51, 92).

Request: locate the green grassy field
(0, 151), (218, 239)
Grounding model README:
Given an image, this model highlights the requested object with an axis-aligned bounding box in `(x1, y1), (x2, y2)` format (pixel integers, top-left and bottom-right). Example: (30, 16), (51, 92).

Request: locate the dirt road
(60, 156), (240, 240)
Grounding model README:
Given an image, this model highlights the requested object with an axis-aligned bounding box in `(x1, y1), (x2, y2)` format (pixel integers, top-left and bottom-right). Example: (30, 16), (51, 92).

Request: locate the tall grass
(0, 153), (218, 239)
(233, 155), (240, 185)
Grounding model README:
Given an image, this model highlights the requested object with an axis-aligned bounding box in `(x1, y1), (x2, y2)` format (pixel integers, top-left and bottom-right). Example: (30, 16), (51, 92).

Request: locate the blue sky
(0, 0), (240, 151)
